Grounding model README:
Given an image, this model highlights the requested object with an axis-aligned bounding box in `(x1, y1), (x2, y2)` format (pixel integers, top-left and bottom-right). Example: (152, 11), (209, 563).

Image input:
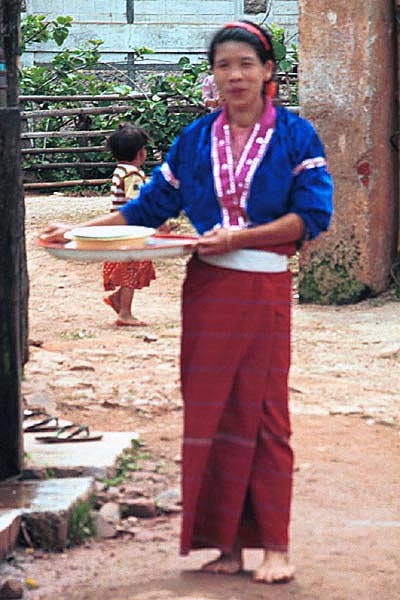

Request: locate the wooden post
(1, 0), (20, 106)
(0, 108), (24, 479)
(126, 0), (135, 82)
(396, 0), (400, 250)
(0, 0), (25, 479)
(76, 113), (94, 179)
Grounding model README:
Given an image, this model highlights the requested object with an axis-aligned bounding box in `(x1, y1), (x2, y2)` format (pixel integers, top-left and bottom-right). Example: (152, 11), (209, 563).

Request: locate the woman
(42, 21), (333, 584)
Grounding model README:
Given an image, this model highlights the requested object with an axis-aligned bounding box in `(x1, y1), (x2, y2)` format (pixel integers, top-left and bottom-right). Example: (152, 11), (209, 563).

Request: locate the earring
(266, 80), (277, 99)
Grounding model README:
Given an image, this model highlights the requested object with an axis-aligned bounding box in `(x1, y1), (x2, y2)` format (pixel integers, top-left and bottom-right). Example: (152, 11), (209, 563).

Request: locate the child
(103, 123), (155, 326)
(201, 73), (221, 110)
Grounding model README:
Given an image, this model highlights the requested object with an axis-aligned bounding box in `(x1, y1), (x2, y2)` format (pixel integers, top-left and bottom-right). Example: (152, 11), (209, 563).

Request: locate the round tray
(37, 234), (198, 262)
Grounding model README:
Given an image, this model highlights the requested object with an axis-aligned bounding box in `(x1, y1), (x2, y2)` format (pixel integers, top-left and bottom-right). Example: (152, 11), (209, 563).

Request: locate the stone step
(0, 431), (139, 556)
(0, 510), (21, 560)
(0, 477), (94, 553)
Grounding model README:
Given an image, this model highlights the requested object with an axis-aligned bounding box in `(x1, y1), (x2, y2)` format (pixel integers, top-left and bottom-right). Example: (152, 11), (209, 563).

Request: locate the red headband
(224, 22), (271, 52)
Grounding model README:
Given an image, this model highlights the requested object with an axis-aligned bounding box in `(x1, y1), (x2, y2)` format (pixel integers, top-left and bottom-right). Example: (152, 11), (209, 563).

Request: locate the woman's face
(212, 41), (273, 112)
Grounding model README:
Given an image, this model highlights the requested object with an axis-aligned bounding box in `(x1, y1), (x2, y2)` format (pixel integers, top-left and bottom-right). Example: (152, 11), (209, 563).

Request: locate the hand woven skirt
(180, 255), (293, 555)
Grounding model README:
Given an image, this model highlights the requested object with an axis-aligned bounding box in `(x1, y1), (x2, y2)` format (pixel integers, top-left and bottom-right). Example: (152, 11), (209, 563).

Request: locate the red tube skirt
(180, 255), (293, 555)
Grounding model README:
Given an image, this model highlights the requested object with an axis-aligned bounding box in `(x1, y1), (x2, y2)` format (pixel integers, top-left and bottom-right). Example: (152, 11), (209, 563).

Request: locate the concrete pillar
(298, 1), (398, 304)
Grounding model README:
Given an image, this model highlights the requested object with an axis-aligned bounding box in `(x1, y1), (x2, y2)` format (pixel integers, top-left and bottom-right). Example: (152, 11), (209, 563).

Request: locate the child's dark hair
(207, 20), (276, 68)
(106, 123), (149, 162)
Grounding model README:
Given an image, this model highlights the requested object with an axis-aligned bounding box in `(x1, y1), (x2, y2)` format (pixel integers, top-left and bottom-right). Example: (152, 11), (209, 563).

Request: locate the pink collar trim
(211, 100), (276, 229)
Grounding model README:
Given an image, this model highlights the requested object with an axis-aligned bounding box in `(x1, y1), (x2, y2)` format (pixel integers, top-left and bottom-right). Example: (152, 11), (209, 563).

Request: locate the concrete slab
(0, 432), (138, 554)
(0, 477), (94, 512)
(0, 477), (94, 551)
(24, 431), (139, 478)
(0, 510), (21, 559)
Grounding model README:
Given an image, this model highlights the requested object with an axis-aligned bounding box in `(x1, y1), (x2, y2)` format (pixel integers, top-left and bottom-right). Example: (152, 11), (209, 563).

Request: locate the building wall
(22, 0), (298, 65)
(246, 1), (298, 42)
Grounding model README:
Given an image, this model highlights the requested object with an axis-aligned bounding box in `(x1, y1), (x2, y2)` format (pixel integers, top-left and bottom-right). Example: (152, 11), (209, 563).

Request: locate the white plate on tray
(37, 234), (198, 262)
(64, 225), (156, 250)
(65, 225), (156, 240)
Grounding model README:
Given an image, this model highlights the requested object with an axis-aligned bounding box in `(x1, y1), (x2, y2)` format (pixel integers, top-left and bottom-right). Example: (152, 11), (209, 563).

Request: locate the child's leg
(115, 287), (147, 326)
(118, 287), (135, 319)
(104, 288), (121, 314)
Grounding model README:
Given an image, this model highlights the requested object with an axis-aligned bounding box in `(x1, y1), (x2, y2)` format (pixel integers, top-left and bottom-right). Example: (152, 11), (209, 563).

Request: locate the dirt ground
(11, 194), (400, 599)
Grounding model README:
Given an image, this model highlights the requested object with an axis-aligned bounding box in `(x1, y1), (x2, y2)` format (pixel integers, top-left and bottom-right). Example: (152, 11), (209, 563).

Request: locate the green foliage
(130, 46), (155, 61)
(20, 26), (208, 179)
(266, 25), (298, 104)
(20, 14), (297, 187)
(99, 439), (144, 488)
(20, 17), (156, 185)
(21, 14), (72, 53)
(44, 468), (56, 479)
(289, 42), (298, 65)
(21, 39), (108, 96)
(132, 57), (208, 157)
(269, 24), (297, 73)
(68, 500), (95, 546)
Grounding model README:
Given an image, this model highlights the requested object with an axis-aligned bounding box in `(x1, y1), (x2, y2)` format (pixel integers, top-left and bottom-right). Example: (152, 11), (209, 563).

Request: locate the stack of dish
(65, 226), (156, 250)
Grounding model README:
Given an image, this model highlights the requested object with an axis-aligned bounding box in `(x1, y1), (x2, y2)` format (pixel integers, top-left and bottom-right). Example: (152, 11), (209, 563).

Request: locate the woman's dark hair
(106, 123), (149, 162)
(207, 20), (276, 68)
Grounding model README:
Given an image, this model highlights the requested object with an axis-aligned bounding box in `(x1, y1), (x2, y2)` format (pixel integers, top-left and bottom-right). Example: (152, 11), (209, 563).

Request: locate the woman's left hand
(196, 228), (234, 256)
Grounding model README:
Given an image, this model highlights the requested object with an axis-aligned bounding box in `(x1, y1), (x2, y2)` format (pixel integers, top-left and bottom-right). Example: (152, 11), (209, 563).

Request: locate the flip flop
(24, 416), (61, 433)
(35, 424), (103, 443)
(24, 410), (73, 432)
(24, 409), (49, 420)
(115, 319), (147, 327)
(24, 417), (73, 433)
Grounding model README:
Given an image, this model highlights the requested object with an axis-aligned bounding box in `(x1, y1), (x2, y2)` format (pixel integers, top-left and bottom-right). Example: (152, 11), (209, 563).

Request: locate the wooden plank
(21, 129), (114, 139)
(22, 105), (136, 119)
(24, 161), (115, 170)
(22, 104), (202, 119)
(20, 93), (148, 102)
(24, 160), (160, 171)
(24, 178), (111, 190)
(22, 146), (107, 155)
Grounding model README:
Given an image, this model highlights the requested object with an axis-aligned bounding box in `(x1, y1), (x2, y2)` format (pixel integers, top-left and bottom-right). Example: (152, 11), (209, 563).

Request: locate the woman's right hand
(40, 222), (73, 243)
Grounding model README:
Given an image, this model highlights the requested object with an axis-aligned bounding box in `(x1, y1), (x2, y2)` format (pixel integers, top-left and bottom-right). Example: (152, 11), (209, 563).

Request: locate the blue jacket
(121, 106), (333, 240)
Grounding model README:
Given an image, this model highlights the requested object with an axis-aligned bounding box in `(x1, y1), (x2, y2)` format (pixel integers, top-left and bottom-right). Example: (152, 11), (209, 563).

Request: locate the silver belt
(198, 249), (288, 273)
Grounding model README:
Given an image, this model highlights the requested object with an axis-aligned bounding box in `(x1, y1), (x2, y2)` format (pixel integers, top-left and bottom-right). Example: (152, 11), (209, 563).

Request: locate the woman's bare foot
(201, 550), (243, 575)
(253, 550), (295, 584)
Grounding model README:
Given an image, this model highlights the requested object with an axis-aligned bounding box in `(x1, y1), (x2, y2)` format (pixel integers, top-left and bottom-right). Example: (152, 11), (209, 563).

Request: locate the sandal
(24, 409), (49, 421)
(24, 415), (60, 433)
(23, 409), (72, 433)
(35, 424), (103, 444)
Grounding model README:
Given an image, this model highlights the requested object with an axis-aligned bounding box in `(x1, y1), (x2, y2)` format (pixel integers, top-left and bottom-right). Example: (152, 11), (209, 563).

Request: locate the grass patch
(44, 468), (56, 479)
(99, 438), (145, 488)
(59, 329), (97, 340)
(68, 500), (95, 546)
